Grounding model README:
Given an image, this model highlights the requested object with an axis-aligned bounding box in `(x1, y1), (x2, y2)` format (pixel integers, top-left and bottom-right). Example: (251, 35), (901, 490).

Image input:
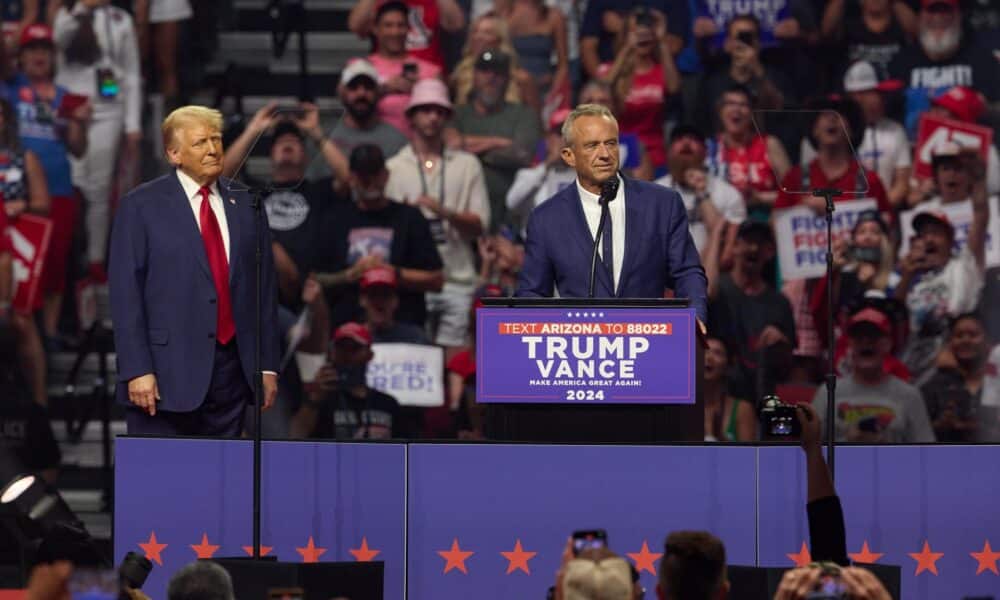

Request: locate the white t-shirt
(800, 117), (911, 193)
(981, 345), (1000, 407)
(384, 146), (491, 285)
(653, 173), (746, 254)
(506, 163), (576, 218)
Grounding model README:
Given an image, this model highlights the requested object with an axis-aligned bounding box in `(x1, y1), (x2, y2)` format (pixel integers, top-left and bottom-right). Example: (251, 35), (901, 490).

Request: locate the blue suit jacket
(108, 172), (281, 412)
(516, 176), (708, 321)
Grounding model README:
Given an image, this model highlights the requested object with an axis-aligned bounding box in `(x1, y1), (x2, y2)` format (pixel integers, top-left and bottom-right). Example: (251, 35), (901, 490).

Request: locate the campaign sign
(899, 197), (1000, 267)
(367, 343), (444, 407)
(914, 114), (993, 180)
(774, 198), (878, 280)
(475, 307), (695, 404)
(7, 214), (52, 314)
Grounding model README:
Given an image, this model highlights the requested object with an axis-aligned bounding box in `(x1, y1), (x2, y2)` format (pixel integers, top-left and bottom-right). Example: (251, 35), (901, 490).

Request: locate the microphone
(588, 175), (620, 298)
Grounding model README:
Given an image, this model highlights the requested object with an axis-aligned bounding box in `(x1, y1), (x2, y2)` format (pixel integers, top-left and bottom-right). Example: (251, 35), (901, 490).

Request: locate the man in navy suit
(109, 106), (280, 435)
(516, 104), (708, 321)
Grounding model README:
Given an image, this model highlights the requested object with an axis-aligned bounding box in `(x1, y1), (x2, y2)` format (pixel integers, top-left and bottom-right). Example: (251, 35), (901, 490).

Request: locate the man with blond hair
(557, 548), (638, 600)
(109, 105), (280, 435)
(516, 103), (707, 321)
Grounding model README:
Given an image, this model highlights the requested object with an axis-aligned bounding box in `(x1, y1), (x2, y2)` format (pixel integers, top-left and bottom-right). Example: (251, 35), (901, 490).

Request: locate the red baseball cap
(932, 86), (986, 123)
(332, 322), (373, 346)
(360, 265), (397, 291)
(848, 308), (891, 336)
(19, 23), (53, 48)
(548, 108), (571, 132)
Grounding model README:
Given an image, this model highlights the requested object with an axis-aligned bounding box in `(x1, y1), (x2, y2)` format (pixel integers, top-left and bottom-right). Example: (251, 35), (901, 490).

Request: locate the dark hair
(350, 143), (386, 176)
(805, 96), (865, 152)
(727, 13), (761, 36)
(167, 562), (235, 600)
(659, 531), (727, 600)
(949, 312), (985, 338)
(375, 0), (409, 22)
(270, 120), (305, 149)
(0, 98), (19, 151)
(705, 335), (732, 362)
(717, 83), (755, 112)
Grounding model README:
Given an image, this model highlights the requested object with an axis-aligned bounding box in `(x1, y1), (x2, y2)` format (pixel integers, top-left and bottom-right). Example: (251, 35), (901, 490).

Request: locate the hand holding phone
(571, 529), (608, 555)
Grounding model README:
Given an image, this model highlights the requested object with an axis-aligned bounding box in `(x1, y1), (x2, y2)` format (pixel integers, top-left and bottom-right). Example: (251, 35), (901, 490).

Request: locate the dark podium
(478, 298), (704, 443)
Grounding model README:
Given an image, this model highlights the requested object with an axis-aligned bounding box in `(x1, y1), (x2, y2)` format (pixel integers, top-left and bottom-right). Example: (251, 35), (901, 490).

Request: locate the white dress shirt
(576, 174), (626, 289)
(176, 169), (230, 263)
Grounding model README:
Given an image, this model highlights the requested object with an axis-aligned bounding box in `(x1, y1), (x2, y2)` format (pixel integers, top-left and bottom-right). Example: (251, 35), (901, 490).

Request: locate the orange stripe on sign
(496, 323), (673, 335)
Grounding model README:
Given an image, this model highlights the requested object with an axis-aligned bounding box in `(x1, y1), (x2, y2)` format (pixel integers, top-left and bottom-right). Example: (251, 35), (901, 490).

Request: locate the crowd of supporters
(1, 0), (1000, 446)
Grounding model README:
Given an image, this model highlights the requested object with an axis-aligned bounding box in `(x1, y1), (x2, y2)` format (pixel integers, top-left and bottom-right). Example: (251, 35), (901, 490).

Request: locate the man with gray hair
(167, 561), (235, 600)
(516, 103), (707, 322)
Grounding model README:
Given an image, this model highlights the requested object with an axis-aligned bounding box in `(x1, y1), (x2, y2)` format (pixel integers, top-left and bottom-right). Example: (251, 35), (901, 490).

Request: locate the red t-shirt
(598, 62), (668, 168)
(403, 0), (443, 68)
(0, 207), (9, 254)
(775, 160), (891, 214)
(447, 350), (475, 379)
(712, 134), (778, 199)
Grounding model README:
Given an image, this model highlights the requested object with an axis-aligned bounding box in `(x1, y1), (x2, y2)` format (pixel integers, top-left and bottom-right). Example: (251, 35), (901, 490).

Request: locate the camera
(760, 395), (801, 438)
(633, 6), (654, 27)
(572, 529), (608, 555)
(736, 30), (757, 46)
(849, 245), (882, 264)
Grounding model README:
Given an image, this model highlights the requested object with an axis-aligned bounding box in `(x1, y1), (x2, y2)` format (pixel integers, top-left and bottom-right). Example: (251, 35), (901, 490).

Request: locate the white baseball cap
(340, 59), (379, 86)
(843, 61), (902, 93)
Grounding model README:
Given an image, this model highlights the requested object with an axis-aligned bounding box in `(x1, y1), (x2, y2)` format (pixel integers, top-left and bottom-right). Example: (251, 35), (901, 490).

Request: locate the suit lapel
(219, 178), (241, 284)
(567, 184), (614, 296)
(170, 172), (213, 281)
(617, 177), (643, 297)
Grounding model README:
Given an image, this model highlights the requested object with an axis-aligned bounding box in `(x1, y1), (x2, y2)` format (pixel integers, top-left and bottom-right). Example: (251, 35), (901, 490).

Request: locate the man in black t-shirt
(708, 221), (797, 401)
(889, 0), (999, 135)
(314, 144), (444, 328)
(290, 322), (402, 439)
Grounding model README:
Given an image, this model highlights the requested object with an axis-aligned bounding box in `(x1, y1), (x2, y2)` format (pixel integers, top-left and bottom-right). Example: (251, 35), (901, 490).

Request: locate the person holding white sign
(895, 168), (987, 378)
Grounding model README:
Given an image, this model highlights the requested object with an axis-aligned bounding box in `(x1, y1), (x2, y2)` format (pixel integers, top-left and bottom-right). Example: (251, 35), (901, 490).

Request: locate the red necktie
(198, 186), (235, 344)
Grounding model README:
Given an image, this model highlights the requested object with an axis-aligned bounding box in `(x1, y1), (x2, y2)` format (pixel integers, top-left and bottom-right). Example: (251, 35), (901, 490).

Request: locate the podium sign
(476, 306), (696, 404)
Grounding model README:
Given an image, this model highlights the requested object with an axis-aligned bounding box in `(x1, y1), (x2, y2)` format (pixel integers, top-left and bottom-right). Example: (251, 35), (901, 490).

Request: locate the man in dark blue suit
(109, 106), (280, 435)
(516, 104), (708, 321)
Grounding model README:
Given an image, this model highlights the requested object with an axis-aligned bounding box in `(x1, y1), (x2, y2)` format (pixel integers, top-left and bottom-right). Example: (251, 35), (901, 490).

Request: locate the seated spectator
(506, 108), (577, 225)
(577, 79), (654, 180)
(895, 173), (987, 376)
(501, 0), (569, 103)
(450, 12), (539, 112)
(814, 307), (936, 443)
(359, 266), (430, 344)
(167, 559), (236, 600)
(921, 313), (998, 442)
(776, 97), (891, 215)
(598, 7), (680, 173)
(348, 0), (465, 69)
(708, 221), (797, 400)
(385, 79), (490, 352)
(909, 142), (989, 207)
(366, 1), (442, 137)
(693, 0), (800, 50)
(656, 531), (728, 600)
(888, 0), (999, 136)
(703, 336), (755, 441)
(7, 23), (89, 345)
(0, 96), (49, 407)
(820, 0), (916, 80)
(313, 59), (408, 180)
(579, 0), (688, 81)
(655, 124), (745, 257)
(920, 86), (1000, 196)
(290, 322), (402, 439)
(802, 62), (910, 207)
(448, 49), (542, 228)
(313, 144), (443, 328)
(705, 85), (791, 214)
(698, 15), (793, 131)
(223, 105), (348, 304)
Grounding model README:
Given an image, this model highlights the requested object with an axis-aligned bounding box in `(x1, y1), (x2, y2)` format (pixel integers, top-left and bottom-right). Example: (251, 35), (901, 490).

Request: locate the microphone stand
(248, 184), (271, 559)
(588, 201), (610, 298)
(812, 187), (842, 481)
